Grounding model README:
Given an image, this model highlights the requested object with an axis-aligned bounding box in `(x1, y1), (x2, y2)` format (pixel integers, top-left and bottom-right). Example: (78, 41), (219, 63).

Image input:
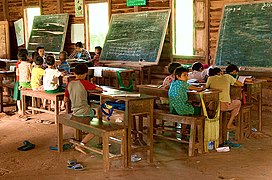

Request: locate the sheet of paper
(238, 76), (252, 83)
(71, 24), (84, 43)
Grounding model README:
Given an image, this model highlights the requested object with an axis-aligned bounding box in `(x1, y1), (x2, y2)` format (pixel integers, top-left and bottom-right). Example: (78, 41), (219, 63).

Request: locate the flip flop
(18, 141), (35, 151)
(49, 144), (72, 151)
(67, 163), (85, 171)
(67, 159), (77, 166)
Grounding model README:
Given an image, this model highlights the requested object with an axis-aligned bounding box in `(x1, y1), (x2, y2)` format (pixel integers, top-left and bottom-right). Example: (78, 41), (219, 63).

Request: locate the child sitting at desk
(31, 56), (45, 91)
(64, 64), (103, 154)
(43, 56), (63, 93)
(58, 51), (70, 73)
(69, 42), (91, 61)
(188, 62), (207, 82)
(226, 63), (239, 79)
(90, 46), (102, 67)
(168, 66), (204, 116)
(18, 50), (32, 89)
(162, 62), (181, 88)
(206, 67), (243, 130)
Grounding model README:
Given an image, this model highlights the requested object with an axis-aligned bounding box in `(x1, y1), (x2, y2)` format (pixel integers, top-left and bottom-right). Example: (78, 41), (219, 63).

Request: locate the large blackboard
(100, 10), (170, 64)
(27, 14), (69, 55)
(215, 2), (272, 68)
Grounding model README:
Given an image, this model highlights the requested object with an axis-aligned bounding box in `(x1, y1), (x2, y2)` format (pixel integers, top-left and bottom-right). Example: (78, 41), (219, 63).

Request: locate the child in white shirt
(188, 62), (207, 82)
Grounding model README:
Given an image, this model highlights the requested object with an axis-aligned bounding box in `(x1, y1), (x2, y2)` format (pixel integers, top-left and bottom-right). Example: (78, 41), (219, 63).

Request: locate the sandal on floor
(67, 159), (77, 166)
(67, 163), (85, 171)
(20, 115), (30, 121)
(17, 140), (35, 151)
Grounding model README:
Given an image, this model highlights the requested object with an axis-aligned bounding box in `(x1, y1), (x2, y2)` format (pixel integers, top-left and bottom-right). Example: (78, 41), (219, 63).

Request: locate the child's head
(74, 64), (88, 79)
(95, 46), (102, 55)
(59, 51), (68, 62)
(175, 66), (189, 81)
(192, 62), (204, 72)
(32, 51), (39, 60)
(226, 63), (239, 75)
(209, 67), (222, 76)
(36, 46), (45, 57)
(46, 55), (55, 67)
(168, 62), (181, 75)
(35, 56), (44, 66)
(17, 49), (28, 61)
(75, 42), (83, 52)
(20, 48), (29, 56)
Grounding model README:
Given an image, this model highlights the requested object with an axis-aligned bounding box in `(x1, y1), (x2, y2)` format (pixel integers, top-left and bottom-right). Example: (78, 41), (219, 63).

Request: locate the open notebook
(238, 76), (252, 83)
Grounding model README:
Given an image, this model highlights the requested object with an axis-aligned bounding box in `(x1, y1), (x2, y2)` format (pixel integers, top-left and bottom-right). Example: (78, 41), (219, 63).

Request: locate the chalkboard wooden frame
(214, 1), (272, 71)
(27, 14), (69, 56)
(100, 9), (171, 65)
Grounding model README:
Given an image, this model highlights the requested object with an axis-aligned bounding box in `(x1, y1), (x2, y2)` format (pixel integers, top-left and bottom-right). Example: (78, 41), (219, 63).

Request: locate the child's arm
(188, 85), (204, 92)
(95, 86), (103, 92)
(234, 80), (243, 87)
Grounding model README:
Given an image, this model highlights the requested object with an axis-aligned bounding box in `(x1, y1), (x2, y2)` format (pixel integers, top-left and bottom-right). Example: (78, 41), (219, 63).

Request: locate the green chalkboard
(27, 14), (69, 55)
(215, 2), (272, 68)
(100, 10), (170, 65)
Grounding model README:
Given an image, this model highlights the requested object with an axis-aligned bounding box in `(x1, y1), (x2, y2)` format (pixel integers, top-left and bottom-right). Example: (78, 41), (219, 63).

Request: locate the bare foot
(75, 145), (87, 155)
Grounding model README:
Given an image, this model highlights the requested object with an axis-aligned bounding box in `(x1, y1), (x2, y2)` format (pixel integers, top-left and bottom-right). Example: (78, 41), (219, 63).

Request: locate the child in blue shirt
(58, 51), (70, 73)
(168, 67), (204, 116)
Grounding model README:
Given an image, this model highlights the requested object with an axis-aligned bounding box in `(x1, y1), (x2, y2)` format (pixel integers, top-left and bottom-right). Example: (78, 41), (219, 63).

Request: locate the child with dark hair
(64, 64), (102, 154)
(226, 63), (239, 79)
(69, 42), (91, 60)
(58, 51), (70, 73)
(43, 56), (63, 93)
(168, 66), (204, 116)
(206, 67), (243, 130)
(188, 62), (207, 82)
(162, 62), (181, 88)
(18, 49), (32, 89)
(31, 56), (45, 91)
(36, 46), (46, 59)
(90, 46), (102, 66)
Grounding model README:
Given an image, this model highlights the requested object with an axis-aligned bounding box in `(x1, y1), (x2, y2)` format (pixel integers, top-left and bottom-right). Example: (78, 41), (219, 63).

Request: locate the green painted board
(27, 14), (69, 55)
(127, 0), (146, 6)
(215, 2), (272, 68)
(100, 10), (171, 65)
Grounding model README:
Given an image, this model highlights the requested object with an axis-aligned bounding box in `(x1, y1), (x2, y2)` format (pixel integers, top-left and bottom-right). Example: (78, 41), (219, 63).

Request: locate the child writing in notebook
(226, 63), (239, 79)
(168, 66), (204, 116)
(64, 64), (103, 154)
(188, 62), (207, 82)
(206, 67), (243, 130)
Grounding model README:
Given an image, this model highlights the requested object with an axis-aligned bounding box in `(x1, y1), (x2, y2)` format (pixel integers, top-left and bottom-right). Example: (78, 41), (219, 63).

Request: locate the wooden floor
(0, 108), (272, 179)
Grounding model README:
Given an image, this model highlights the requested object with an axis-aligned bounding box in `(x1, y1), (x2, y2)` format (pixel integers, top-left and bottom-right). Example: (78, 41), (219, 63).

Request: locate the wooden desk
(244, 80), (266, 131)
(108, 63), (154, 85)
(90, 86), (156, 167)
(0, 71), (15, 112)
(21, 89), (65, 123)
(137, 84), (221, 110)
(0, 59), (17, 70)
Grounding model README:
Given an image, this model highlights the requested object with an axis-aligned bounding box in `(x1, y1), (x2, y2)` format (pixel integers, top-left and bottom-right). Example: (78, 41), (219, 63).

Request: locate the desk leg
(147, 67), (151, 84)
(125, 102), (131, 167)
(55, 96), (60, 124)
(148, 102), (154, 163)
(258, 92), (262, 131)
(102, 133), (110, 173)
(0, 77), (3, 112)
(58, 122), (63, 152)
(139, 68), (144, 85)
(22, 95), (26, 115)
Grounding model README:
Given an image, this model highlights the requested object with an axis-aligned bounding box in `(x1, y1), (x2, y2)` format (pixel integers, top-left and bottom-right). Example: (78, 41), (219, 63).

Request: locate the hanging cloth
(199, 92), (221, 152)
(116, 70), (134, 92)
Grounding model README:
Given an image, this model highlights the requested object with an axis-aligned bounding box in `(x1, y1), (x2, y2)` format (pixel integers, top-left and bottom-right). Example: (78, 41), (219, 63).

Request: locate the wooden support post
(134, 6), (140, 12)
(3, 0), (9, 20)
(57, 0), (64, 14)
(39, 0), (43, 14)
(169, 0), (173, 62)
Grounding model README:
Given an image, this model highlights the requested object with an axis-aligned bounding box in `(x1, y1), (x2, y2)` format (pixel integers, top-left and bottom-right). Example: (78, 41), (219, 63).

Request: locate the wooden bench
(58, 114), (127, 173)
(153, 109), (205, 156)
(21, 89), (66, 123)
